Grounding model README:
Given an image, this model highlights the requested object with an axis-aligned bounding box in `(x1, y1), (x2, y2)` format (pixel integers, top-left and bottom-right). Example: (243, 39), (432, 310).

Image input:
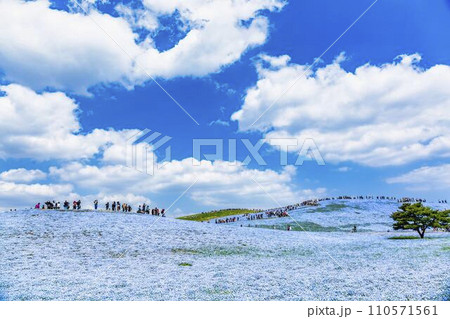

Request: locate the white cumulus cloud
(0, 168), (47, 183)
(0, 0), (139, 94)
(0, 84), (140, 161)
(232, 54), (450, 167)
(0, 0), (285, 93)
(387, 164), (450, 191)
(0, 181), (75, 210)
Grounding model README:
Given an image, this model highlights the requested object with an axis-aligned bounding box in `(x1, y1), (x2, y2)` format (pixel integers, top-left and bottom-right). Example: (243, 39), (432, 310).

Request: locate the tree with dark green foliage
(391, 203), (450, 238)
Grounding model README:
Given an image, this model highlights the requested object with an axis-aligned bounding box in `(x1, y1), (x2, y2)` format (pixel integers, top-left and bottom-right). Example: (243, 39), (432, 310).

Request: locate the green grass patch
(388, 236), (422, 240)
(171, 246), (256, 257)
(178, 262), (192, 267)
(442, 246), (450, 251)
(208, 247), (248, 256)
(171, 248), (200, 254)
(205, 288), (233, 295)
(310, 203), (348, 213)
(177, 208), (259, 222)
(259, 222), (339, 232)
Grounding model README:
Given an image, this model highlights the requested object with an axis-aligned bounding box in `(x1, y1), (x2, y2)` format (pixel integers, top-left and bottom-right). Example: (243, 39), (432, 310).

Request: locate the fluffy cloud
(387, 164), (450, 191)
(208, 119), (230, 127)
(0, 84), (139, 161)
(49, 159), (325, 208)
(134, 0), (285, 78)
(0, 0), (285, 93)
(0, 0), (139, 94)
(0, 180), (75, 210)
(232, 54), (450, 167)
(0, 168), (46, 183)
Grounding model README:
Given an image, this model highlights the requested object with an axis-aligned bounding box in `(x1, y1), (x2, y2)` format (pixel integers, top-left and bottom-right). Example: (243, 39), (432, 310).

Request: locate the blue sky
(0, 0), (449, 214)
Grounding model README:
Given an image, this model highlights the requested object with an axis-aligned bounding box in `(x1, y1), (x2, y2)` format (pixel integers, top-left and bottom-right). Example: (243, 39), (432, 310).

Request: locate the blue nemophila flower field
(0, 200), (449, 300)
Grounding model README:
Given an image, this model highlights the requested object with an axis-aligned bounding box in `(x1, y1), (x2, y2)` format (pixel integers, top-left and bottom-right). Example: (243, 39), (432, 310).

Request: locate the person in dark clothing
(94, 199), (98, 210)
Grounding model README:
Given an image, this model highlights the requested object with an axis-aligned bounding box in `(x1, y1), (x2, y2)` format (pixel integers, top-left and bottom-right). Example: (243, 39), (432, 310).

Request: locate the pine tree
(391, 203), (450, 238)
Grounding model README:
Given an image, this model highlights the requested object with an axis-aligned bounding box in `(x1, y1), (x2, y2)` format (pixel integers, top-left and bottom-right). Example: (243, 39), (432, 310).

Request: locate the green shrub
(388, 236), (422, 240)
(178, 262), (192, 267)
(391, 203), (450, 238)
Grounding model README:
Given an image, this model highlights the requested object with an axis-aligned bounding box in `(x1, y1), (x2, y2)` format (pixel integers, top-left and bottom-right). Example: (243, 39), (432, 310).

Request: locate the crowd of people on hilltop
(215, 210), (289, 224)
(104, 201), (132, 212)
(398, 197), (449, 204)
(215, 212), (268, 224)
(216, 216), (240, 224)
(398, 197), (426, 203)
(265, 210), (289, 218)
(247, 213), (265, 220)
(212, 195), (450, 226)
(212, 198), (351, 224)
(35, 200), (82, 210)
(33, 199), (166, 217)
(318, 195), (398, 201)
(137, 204), (165, 216)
